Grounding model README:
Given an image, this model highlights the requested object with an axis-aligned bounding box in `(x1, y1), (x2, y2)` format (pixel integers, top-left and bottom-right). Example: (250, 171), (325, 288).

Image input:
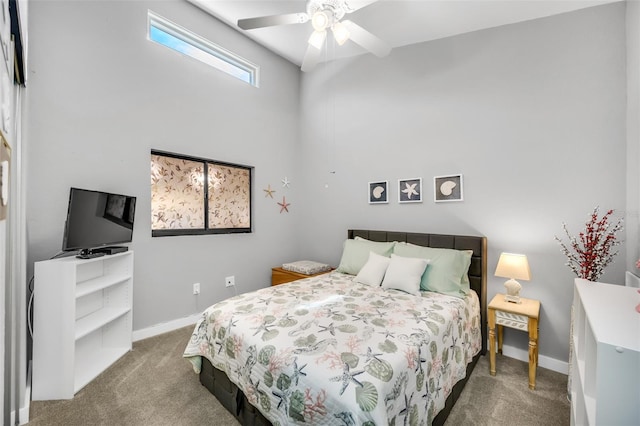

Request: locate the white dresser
(570, 278), (640, 425)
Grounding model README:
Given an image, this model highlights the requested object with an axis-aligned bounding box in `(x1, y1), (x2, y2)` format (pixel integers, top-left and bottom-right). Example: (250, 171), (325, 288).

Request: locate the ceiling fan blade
(237, 13), (309, 30)
(341, 20), (391, 57)
(301, 36), (325, 72)
(343, 0), (379, 14)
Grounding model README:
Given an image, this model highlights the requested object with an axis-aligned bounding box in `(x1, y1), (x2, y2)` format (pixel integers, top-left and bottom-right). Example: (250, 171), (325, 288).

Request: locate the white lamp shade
(494, 253), (531, 281)
(332, 22), (350, 45)
(308, 30), (327, 50)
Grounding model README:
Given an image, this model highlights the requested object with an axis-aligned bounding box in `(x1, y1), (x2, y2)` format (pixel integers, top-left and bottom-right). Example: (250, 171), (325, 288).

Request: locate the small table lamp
(494, 252), (531, 303)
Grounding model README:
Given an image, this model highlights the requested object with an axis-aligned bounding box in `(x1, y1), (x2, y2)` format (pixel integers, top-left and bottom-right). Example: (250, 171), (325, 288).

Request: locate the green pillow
(336, 239), (396, 275)
(393, 243), (471, 298)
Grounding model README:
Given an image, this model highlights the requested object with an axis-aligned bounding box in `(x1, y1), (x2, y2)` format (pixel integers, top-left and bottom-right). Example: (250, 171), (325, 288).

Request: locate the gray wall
(25, 1), (301, 330)
(296, 3), (628, 365)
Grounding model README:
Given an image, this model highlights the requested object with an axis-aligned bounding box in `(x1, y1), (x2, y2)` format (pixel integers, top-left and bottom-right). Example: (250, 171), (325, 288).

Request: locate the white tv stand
(32, 251), (133, 400)
(570, 278), (640, 425)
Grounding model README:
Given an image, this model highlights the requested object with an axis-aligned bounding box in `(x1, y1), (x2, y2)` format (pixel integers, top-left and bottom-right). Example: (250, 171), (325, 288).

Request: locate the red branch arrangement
(555, 207), (624, 282)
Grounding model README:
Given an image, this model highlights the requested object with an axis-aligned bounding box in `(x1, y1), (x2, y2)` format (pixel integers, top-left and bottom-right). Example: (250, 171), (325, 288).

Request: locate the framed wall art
(434, 174), (463, 202)
(368, 181), (389, 204)
(398, 178), (422, 203)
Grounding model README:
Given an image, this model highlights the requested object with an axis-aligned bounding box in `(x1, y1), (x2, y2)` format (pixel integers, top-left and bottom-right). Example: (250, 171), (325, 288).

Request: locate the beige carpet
(445, 353), (570, 425)
(28, 326), (569, 425)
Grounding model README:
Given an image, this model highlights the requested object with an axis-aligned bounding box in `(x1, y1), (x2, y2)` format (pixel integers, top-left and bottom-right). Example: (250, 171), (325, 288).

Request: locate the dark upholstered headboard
(348, 229), (487, 355)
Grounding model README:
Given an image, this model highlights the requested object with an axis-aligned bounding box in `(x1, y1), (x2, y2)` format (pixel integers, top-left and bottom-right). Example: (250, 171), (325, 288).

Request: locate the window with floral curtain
(150, 150), (252, 236)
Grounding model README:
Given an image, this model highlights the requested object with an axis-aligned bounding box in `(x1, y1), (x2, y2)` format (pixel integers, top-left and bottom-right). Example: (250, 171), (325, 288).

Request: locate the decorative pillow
(354, 251), (391, 286)
(336, 239), (396, 275)
(380, 254), (429, 295)
(393, 243), (472, 298)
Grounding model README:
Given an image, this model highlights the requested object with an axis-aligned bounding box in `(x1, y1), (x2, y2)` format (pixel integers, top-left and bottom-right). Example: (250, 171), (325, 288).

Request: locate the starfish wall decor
(264, 177), (292, 213)
(278, 196), (290, 213)
(263, 184), (276, 198)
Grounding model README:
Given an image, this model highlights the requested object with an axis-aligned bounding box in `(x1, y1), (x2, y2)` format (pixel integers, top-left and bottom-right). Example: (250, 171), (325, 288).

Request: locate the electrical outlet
(193, 282), (200, 295)
(225, 276), (235, 287)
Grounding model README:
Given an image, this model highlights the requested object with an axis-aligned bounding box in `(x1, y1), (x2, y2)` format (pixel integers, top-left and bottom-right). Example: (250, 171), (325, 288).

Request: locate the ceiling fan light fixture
(331, 21), (350, 45)
(308, 30), (327, 50)
(237, 0), (389, 72)
(311, 11), (330, 31)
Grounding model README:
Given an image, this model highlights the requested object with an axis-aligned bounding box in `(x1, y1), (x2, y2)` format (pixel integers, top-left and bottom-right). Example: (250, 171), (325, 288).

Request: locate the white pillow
(381, 254), (430, 295)
(354, 251), (391, 286)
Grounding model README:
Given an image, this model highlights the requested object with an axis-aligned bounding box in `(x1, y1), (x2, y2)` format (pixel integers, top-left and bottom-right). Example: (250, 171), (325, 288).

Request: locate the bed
(184, 229), (487, 425)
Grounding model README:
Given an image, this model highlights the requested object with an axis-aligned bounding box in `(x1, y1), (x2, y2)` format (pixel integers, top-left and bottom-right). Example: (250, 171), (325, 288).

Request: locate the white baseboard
(132, 313), (201, 342)
(495, 343), (569, 375)
(12, 361), (31, 425)
(11, 398), (30, 425)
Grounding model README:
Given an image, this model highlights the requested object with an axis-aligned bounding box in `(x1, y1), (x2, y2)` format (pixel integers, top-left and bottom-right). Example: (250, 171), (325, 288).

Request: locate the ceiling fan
(237, 0), (391, 71)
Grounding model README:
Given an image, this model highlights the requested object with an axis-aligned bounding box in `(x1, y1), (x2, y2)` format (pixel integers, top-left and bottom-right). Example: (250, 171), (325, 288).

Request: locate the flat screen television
(62, 187), (136, 253)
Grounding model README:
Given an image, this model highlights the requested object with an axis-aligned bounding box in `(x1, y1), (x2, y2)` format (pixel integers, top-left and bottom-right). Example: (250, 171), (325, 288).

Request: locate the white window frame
(147, 10), (260, 87)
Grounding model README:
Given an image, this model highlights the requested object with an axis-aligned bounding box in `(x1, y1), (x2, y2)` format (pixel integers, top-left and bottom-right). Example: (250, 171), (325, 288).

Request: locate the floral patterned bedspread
(183, 272), (481, 425)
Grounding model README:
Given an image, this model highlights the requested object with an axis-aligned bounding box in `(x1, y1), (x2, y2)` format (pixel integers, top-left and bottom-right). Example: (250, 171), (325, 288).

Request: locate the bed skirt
(199, 352), (481, 426)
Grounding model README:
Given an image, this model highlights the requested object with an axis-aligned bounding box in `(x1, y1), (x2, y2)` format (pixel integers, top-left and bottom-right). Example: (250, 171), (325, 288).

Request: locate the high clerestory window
(147, 10), (259, 87)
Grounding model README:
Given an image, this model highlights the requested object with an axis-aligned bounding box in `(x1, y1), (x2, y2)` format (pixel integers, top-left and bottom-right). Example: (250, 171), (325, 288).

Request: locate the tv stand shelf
(75, 306), (130, 340)
(75, 273), (130, 298)
(32, 251), (133, 400)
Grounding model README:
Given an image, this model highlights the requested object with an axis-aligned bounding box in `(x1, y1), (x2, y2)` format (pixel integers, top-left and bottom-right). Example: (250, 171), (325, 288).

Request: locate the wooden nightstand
(488, 293), (541, 390)
(271, 267), (332, 286)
